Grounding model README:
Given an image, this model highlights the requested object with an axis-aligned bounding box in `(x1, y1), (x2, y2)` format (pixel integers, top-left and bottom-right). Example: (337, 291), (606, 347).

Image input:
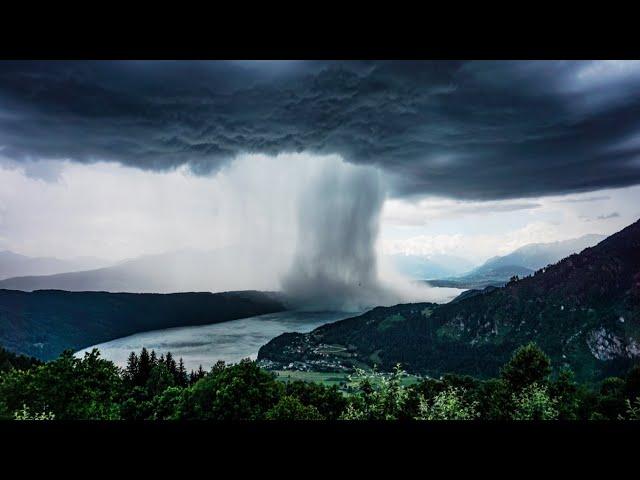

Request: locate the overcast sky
(1, 60), (639, 265)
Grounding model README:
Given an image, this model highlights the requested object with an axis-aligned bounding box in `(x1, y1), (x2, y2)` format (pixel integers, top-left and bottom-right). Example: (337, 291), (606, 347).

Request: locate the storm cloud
(2, 60), (640, 200)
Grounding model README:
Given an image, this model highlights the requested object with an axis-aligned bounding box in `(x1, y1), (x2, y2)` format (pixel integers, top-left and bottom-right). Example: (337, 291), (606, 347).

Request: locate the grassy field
(272, 369), (423, 392)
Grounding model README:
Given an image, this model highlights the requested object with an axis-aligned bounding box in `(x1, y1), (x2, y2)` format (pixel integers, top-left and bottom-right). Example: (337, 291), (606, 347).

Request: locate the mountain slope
(0, 251), (110, 281)
(428, 234), (606, 289)
(0, 289), (286, 360)
(477, 234), (606, 272)
(258, 220), (640, 382)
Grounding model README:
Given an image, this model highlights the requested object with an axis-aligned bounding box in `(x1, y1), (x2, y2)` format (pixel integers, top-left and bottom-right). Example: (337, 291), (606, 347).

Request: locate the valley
(2, 59), (640, 424)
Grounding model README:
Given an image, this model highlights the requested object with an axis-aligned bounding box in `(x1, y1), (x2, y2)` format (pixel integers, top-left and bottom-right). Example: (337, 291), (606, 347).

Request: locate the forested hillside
(0, 289), (285, 360)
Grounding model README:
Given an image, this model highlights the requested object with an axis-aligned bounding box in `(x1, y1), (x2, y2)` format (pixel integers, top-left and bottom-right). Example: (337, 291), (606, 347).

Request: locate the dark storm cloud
(1, 60), (640, 200)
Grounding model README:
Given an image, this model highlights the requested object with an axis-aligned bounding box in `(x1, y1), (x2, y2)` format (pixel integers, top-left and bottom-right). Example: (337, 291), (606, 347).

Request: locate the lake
(75, 286), (466, 371)
(75, 310), (359, 371)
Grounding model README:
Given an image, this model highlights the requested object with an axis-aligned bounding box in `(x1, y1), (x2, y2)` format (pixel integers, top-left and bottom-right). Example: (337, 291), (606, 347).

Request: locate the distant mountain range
(0, 289), (286, 360)
(258, 220), (640, 382)
(0, 250), (110, 281)
(387, 253), (475, 280)
(0, 247), (283, 293)
(428, 234), (606, 289)
(0, 249), (478, 294)
(1, 235), (606, 294)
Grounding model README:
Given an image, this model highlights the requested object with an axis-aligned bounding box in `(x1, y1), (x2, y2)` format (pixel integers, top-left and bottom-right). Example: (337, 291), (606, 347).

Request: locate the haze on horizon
(1, 61), (640, 309)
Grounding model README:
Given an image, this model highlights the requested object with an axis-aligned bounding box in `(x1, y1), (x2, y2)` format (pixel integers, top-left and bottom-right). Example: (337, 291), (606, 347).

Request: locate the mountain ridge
(427, 233), (607, 289)
(0, 247), (283, 293)
(0, 250), (111, 281)
(476, 233), (607, 272)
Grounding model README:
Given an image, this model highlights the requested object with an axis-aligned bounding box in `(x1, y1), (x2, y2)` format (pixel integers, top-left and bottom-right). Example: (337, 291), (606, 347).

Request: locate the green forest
(1, 343), (639, 420)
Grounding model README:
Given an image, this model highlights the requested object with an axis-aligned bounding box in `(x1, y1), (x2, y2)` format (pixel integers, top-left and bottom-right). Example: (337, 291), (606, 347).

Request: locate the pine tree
(137, 347), (152, 387)
(165, 352), (177, 380)
(177, 358), (188, 387)
(188, 365), (206, 386)
(125, 351), (138, 385)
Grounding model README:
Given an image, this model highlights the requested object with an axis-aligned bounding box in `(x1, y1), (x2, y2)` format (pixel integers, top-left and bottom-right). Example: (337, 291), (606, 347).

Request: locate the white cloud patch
(380, 222), (563, 262)
(570, 61), (640, 91)
(379, 186), (640, 263)
(382, 197), (541, 227)
(0, 155), (307, 261)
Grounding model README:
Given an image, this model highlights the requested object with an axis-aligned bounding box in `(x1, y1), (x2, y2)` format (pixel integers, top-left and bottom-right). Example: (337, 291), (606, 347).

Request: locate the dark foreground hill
(259, 220), (640, 382)
(0, 289), (286, 360)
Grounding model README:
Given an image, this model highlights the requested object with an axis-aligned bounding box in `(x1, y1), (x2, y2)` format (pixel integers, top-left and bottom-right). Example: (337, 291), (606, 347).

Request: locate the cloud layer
(380, 184), (640, 263)
(2, 61), (640, 200)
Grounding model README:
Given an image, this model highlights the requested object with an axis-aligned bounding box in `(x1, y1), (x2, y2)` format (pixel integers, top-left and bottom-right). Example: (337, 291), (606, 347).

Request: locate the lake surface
(75, 310), (359, 371)
(76, 286), (466, 371)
